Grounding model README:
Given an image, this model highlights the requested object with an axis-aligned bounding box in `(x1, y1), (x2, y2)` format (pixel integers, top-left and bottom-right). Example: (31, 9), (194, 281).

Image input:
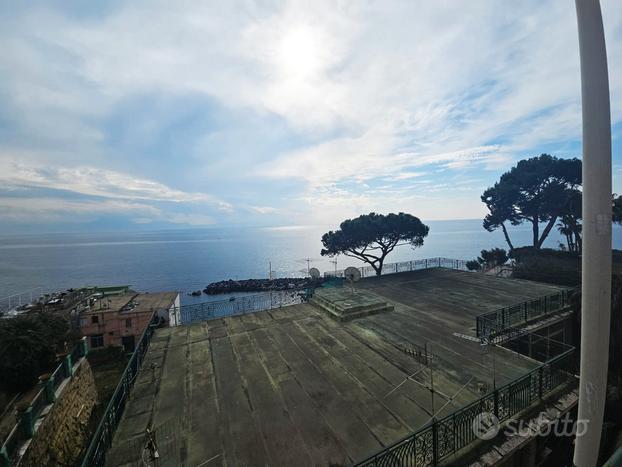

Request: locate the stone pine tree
(613, 194), (622, 224)
(320, 212), (429, 276)
(481, 154), (582, 251)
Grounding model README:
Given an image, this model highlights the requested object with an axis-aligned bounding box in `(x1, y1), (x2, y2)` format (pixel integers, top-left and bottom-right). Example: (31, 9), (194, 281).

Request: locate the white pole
(574, 1), (612, 466)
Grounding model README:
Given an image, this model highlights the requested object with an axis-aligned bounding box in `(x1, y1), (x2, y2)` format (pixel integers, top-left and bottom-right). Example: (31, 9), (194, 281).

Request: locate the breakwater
(203, 277), (323, 295)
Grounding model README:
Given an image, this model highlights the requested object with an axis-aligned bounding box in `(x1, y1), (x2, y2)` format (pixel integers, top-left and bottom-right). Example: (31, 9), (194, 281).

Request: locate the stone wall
(20, 359), (97, 467)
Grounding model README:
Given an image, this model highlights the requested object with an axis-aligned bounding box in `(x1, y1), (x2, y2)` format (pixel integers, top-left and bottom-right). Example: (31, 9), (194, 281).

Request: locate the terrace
(95, 268), (575, 467)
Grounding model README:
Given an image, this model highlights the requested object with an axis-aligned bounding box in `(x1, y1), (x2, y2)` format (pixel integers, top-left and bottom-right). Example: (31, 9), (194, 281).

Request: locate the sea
(2, 219), (621, 306)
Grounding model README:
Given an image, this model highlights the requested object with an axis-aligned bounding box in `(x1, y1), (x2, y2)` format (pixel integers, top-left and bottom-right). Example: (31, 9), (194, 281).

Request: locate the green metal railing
(353, 348), (576, 467)
(80, 318), (158, 467)
(476, 288), (576, 338)
(0, 337), (89, 467)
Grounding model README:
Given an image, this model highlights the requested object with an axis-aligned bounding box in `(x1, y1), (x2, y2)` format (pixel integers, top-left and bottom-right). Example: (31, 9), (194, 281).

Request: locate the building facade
(79, 291), (180, 351)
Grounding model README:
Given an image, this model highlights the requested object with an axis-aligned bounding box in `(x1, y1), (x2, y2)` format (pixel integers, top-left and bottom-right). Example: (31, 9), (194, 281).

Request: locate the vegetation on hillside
(466, 248), (508, 271)
(0, 312), (75, 393)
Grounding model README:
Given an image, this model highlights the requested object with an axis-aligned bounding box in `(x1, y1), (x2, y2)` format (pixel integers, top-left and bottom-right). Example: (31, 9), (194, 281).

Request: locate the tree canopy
(466, 248), (508, 271)
(321, 212), (429, 276)
(0, 312), (72, 393)
(481, 154), (581, 251)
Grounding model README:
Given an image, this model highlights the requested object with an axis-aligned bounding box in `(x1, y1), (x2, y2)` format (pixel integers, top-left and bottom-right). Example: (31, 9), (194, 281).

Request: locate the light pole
(573, 1), (612, 466)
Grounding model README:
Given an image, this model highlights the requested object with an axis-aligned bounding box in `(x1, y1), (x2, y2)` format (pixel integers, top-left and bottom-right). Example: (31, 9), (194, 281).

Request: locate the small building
(79, 291), (180, 352)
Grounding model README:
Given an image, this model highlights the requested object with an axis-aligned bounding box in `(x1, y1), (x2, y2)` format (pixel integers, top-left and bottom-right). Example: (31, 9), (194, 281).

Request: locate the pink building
(79, 291), (180, 351)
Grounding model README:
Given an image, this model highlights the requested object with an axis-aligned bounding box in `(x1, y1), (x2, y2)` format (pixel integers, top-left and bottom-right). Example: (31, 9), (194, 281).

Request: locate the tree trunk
(537, 215), (558, 249)
(532, 217), (539, 248)
(575, 228), (583, 253)
(374, 258), (385, 276)
(501, 223), (515, 251)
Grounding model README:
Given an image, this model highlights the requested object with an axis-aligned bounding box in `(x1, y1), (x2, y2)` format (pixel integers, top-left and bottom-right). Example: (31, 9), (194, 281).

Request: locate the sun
(276, 26), (323, 79)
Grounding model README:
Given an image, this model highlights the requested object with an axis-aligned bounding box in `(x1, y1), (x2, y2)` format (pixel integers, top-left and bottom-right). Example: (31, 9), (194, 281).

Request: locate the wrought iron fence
(80, 318), (158, 467)
(475, 288), (576, 338)
(0, 338), (88, 467)
(353, 348), (576, 467)
(178, 289), (311, 324)
(325, 257), (469, 278)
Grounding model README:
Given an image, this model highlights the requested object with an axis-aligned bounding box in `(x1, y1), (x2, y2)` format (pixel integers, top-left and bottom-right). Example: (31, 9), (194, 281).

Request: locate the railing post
(1, 447), (10, 467)
(432, 418), (439, 466)
(19, 407), (34, 438)
(538, 366), (544, 400)
(43, 375), (56, 403)
(524, 302), (528, 322)
(81, 336), (89, 357)
(63, 354), (74, 377)
(453, 414), (457, 457)
(410, 260), (413, 271)
(425, 259), (428, 268)
(544, 296), (548, 315)
(494, 389), (499, 418)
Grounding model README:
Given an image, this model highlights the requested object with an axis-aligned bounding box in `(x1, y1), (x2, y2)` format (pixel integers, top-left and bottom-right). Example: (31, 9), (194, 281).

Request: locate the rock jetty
(204, 277), (323, 295)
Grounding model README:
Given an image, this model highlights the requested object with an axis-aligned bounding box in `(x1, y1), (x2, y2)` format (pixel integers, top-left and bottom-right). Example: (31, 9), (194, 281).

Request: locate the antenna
(296, 257), (320, 276)
(329, 259), (338, 276)
(308, 267), (320, 279)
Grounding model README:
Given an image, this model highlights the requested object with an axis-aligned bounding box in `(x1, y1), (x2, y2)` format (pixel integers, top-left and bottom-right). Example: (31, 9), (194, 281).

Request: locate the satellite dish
(309, 267), (321, 279)
(344, 267), (361, 283)
(344, 267), (361, 294)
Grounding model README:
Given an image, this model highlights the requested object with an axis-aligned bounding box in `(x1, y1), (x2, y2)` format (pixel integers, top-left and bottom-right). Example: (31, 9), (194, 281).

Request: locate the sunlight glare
(277, 26), (323, 79)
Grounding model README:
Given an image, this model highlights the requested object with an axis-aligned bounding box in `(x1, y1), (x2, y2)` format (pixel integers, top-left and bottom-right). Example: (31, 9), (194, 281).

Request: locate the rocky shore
(204, 277), (323, 295)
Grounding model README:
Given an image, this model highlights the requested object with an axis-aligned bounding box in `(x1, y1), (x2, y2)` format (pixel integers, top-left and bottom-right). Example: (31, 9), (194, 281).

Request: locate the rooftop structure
(79, 291), (180, 351)
(105, 269), (569, 466)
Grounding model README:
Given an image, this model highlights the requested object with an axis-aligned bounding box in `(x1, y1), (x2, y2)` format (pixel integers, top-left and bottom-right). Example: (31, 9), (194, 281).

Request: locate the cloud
(386, 171), (427, 181)
(0, 1), (621, 228)
(0, 159), (230, 207)
(0, 197), (159, 222)
(249, 206), (278, 214)
(167, 213), (216, 226)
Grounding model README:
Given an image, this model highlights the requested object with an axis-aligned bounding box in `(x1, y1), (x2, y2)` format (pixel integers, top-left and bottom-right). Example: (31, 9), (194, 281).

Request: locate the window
(125, 318), (132, 328)
(91, 315), (99, 324)
(90, 334), (104, 348)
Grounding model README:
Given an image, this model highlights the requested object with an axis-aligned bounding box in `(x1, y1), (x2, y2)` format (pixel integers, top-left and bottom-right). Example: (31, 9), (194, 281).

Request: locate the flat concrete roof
(106, 269), (565, 467)
(81, 291), (178, 315)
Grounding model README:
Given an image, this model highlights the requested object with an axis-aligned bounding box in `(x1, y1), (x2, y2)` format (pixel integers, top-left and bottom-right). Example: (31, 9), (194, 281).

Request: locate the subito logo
(472, 412), (500, 440)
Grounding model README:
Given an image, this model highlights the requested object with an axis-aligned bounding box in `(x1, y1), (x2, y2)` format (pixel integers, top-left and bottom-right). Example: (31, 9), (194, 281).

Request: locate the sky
(1, 0), (622, 233)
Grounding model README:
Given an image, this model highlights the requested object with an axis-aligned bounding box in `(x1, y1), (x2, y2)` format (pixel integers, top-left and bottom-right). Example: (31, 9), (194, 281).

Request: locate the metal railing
(325, 257), (469, 278)
(177, 258), (469, 325)
(0, 337), (88, 467)
(354, 348), (576, 467)
(80, 317), (158, 467)
(178, 289), (312, 325)
(51, 363), (66, 394)
(476, 288), (576, 338)
(0, 288), (44, 315)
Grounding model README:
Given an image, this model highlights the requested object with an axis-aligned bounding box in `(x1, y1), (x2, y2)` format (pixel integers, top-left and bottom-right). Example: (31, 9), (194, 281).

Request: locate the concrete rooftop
(106, 269), (565, 467)
(81, 291), (178, 315)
